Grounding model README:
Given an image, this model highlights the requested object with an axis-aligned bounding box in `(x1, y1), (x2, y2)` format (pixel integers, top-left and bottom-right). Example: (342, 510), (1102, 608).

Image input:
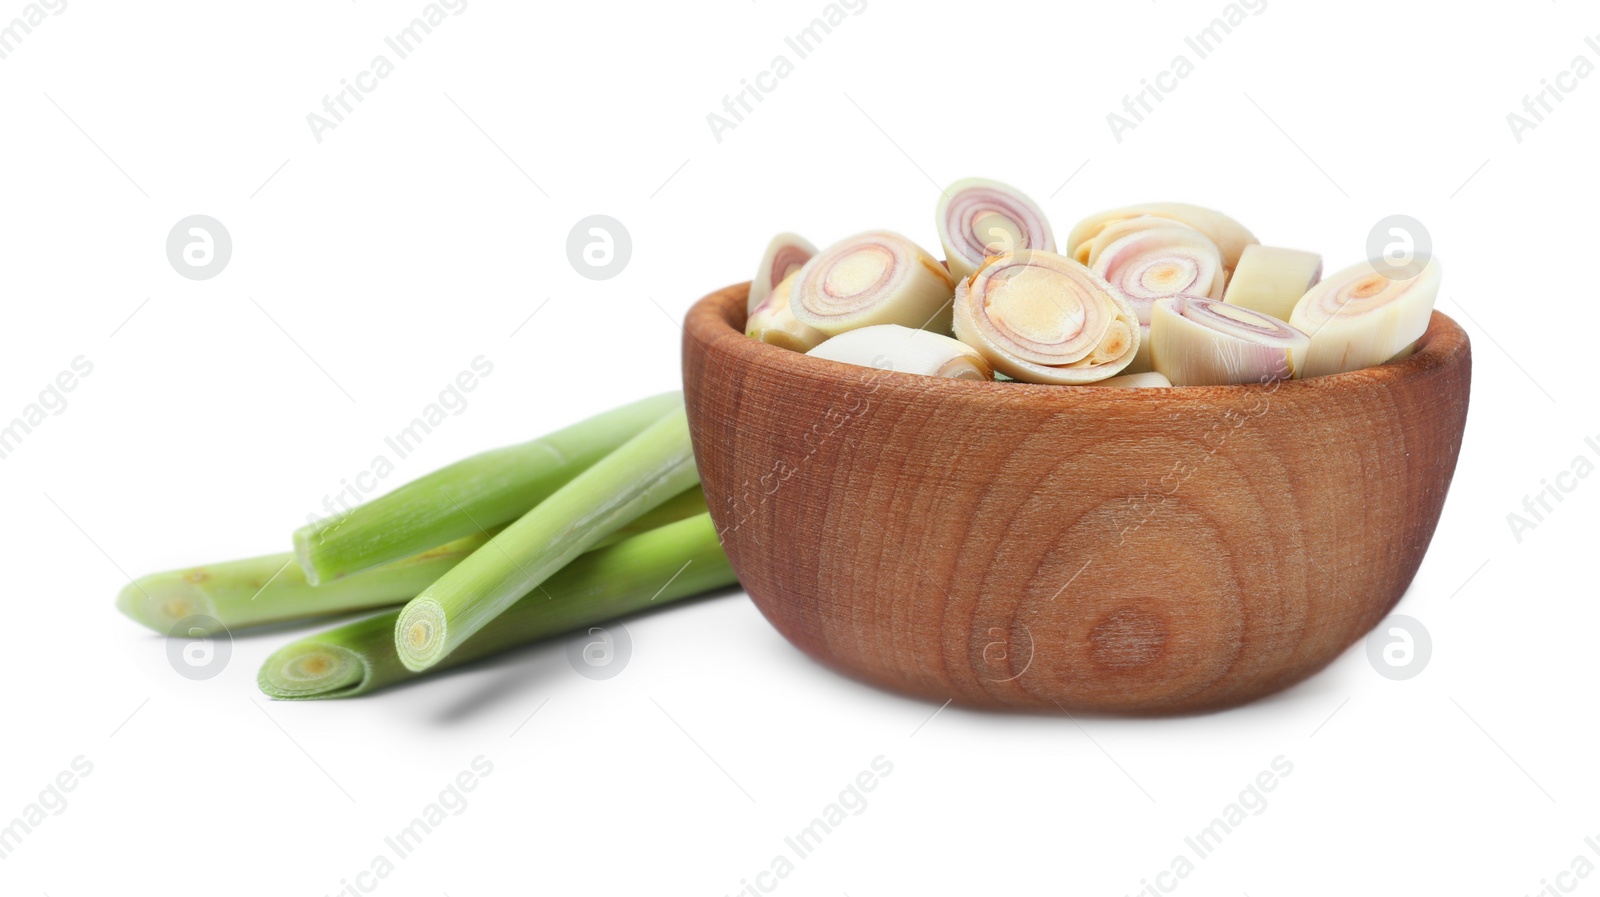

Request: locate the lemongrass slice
(1150, 295), (1310, 386)
(747, 232), (817, 315)
(1067, 203), (1257, 272)
(807, 324), (993, 381)
(1092, 226), (1227, 306)
(790, 231), (957, 335)
(746, 270), (827, 352)
(935, 177), (1056, 281)
(1086, 226), (1224, 375)
(952, 250), (1140, 384)
(1289, 257), (1442, 378)
(1095, 371), (1172, 388)
(1223, 245), (1323, 322)
(1077, 216), (1201, 269)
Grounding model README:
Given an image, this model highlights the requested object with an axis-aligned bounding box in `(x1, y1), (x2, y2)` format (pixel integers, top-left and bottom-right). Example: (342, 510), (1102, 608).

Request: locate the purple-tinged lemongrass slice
(748, 232), (817, 316)
(1095, 371), (1172, 388)
(952, 250), (1140, 384)
(1150, 295), (1310, 386)
(935, 177), (1056, 281)
(1223, 245), (1323, 322)
(1066, 202), (1258, 272)
(790, 231), (957, 336)
(1077, 215), (1202, 269)
(1092, 225), (1227, 306)
(1088, 227), (1224, 375)
(1288, 257), (1441, 378)
(746, 271), (826, 352)
(807, 324), (993, 381)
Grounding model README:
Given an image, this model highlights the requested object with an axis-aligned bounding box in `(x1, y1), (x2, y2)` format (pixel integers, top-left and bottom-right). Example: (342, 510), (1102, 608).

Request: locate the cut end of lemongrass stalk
(1223, 245), (1323, 322)
(952, 250), (1140, 384)
(1066, 203), (1258, 272)
(291, 526), (328, 586)
(258, 642), (367, 699)
(790, 231), (956, 335)
(807, 324), (994, 381)
(1095, 371), (1173, 388)
(1150, 295), (1310, 386)
(395, 598), (449, 672)
(747, 270), (827, 352)
(935, 177), (1056, 281)
(1091, 226), (1227, 318)
(115, 573), (216, 633)
(748, 232), (817, 315)
(1289, 256), (1442, 379)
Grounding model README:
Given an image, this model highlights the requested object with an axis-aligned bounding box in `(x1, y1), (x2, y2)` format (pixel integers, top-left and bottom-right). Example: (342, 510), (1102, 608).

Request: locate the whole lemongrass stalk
(293, 391), (682, 584)
(117, 531), (498, 634)
(395, 406), (700, 671)
(259, 514), (735, 699)
(115, 489), (711, 635)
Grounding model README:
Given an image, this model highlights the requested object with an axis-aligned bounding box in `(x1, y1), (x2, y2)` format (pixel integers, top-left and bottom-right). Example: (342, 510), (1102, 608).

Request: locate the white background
(2, 0), (1595, 894)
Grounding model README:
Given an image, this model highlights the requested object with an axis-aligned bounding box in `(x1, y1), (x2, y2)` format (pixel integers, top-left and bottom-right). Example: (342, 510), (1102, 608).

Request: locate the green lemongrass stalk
(293, 391), (682, 584)
(259, 513), (735, 699)
(118, 489), (710, 634)
(116, 530), (500, 634)
(592, 485), (708, 549)
(395, 407), (699, 672)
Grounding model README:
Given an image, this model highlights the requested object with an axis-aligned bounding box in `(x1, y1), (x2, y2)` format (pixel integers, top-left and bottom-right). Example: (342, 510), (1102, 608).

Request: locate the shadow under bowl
(682, 283), (1471, 714)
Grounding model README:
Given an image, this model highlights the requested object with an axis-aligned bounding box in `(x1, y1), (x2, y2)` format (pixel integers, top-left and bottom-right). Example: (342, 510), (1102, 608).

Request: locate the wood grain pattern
(683, 284), (1471, 714)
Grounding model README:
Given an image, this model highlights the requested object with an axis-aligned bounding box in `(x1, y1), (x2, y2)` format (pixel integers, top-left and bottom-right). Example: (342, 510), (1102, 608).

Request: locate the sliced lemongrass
(1289, 257), (1442, 378)
(952, 250), (1140, 384)
(394, 406), (699, 672)
(117, 531), (496, 634)
(1076, 215), (1202, 269)
(1223, 245), (1323, 322)
(747, 232), (817, 315)
(1092, 226), (1227, 312)
(1094, 371), (1173, 388)
(260, 513), (736, 699)
(293, 392), (682, 584)
(935, 177), (1055, 281)
(1150, 295), (1310, 386)
(1066, 202), (1257, 272)
(790, 230), (956, 336)
(806, 324), (993, 381)
(746, 270), (827, 352)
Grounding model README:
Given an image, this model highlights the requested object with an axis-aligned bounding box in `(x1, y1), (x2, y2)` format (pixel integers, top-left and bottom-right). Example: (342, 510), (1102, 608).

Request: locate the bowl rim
(685, 281), (1471, 403)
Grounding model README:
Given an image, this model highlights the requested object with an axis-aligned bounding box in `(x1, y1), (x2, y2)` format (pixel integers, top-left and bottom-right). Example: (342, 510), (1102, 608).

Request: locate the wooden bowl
(682, 284), (1471, 714)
